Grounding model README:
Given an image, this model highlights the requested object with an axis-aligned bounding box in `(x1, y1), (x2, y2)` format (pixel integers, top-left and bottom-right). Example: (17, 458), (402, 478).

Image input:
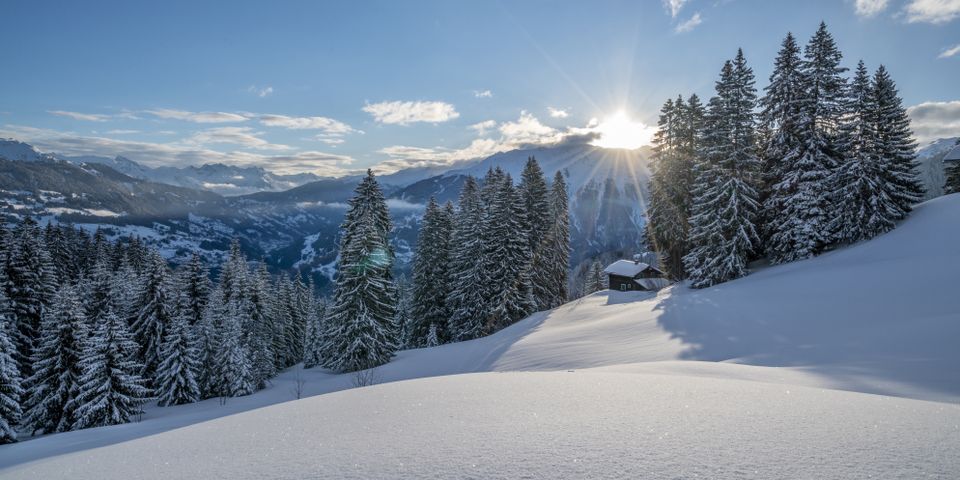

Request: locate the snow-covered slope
(3, 195), (958, 477)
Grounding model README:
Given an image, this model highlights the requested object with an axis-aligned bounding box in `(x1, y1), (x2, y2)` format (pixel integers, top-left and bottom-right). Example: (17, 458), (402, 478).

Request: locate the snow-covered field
(2, 195), (959, 478)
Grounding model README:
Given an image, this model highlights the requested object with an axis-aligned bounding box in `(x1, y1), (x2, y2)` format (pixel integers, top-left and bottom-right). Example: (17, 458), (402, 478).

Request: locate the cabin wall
(609, 274), (644, 291)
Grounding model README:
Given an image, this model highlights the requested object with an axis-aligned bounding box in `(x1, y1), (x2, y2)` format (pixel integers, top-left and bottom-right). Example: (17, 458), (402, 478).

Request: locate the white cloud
(938, 43), (960, 58)
(0, 124), (353, 176)
(248, 85), (274, 98)
(548, 107), (570, 119)
(146, 109), (249, 123)
(469, 120), (497, 135)
(363, 100), (460, 125)
(854, 0), (890, 17)
(49, 110), (111, 122)
(904, 0), (960, 23)
(374, 111), (571, 173)
(187, 127), (291, 151)
(385, 199), (426, 210)
(664, 0), (688, 17)
(258, 114), (357, 134)
(675, 12), (703, 33)
(105, 129), (140, 135)
(906, 100), (960, 143)
(473, 90), (493, 98)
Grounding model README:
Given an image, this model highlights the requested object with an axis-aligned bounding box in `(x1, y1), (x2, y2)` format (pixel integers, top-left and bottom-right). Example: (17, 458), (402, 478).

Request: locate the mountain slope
(3, 194), (958, 477)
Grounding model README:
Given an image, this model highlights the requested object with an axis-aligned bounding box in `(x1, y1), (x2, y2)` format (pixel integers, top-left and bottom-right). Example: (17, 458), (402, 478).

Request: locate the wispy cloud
(0, 124), (353, 175)
(146, 109), (249, 123)
(363, 100), (460, 125)
(105, 129), (140, 135)
(675, 12), (703, 33)
(664, 0), (688, 17)
(938, 43), (960, 58)
(854, 0), (890, 17)
(473, 90), (493, 98)
(258, 114), (357, 134)
(248, 85), (274, 98)
(49, 110), (112, 122)
(548, 107), (570, 119)
(187, 126), (291, 151)
(904, 0), (960, 24)
(906, 100), (960, 143)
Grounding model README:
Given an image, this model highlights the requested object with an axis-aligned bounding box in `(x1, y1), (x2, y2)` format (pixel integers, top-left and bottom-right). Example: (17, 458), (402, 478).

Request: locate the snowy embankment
(3, 195), (960, 478)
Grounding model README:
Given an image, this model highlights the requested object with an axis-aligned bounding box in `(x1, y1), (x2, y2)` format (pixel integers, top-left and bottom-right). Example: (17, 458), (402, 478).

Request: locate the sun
(590, 110), (656, 150)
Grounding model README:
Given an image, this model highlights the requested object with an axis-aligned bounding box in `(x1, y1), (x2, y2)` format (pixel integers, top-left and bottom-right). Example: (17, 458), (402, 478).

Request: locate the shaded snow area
(3, 195), (960, 478)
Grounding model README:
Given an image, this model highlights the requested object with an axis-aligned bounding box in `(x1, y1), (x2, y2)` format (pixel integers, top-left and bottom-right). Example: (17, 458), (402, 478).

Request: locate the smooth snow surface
(5, 372), (959, 480)
(2, 195), (960, 477)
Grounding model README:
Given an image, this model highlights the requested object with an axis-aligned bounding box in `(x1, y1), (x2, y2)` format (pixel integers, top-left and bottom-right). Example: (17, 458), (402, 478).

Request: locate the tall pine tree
(409, 197), (454, 346)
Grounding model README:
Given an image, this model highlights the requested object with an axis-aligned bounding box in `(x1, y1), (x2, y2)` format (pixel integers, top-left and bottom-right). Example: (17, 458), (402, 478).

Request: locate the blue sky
(1, 0), (958, 176)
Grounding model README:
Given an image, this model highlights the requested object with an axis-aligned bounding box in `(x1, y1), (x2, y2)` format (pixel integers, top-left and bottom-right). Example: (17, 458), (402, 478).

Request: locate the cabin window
(620, 283), (627, 291)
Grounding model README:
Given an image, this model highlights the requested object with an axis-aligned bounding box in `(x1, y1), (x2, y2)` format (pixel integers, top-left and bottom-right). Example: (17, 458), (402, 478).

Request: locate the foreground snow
(2, 195), (959, 477)
(6, 372), (959, 479)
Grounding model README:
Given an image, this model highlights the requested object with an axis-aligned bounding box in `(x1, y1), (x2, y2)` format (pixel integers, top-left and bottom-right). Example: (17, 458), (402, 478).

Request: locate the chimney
(632, 254), (642, 264)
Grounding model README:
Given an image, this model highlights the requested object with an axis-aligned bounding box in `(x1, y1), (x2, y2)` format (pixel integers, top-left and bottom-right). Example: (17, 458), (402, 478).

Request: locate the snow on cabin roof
(944, 145), (960, 162)
(603, 259), (652, 277)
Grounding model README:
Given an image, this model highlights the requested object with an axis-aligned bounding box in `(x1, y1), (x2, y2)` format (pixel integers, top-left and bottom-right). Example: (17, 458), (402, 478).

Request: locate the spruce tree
(392, 275), (413, 349)
(446, 177), (488, 341)
(323, 170), (397, 372)
(213, 294), (254, 398)
(870, 65), (924, 219)
(246, 261), (275, 388)
(72, 308), (150, 428)
(22, 285), (88, 434)
(5, 217), (58, 376)
(532, 172), (571, 309)
(196, 288), (225, 398)
(155, 308), (201, 407)
(684, 51), (761, 288)
(177, 253), (210, 326)
(131, 252), (174, 382)
(946, 144), (960, 194)
(765, 23), (848, 263)
(0, 289), (22, 443)
(303, 297), (327, 369)
(759, 32), (805, 245)
(482, 173), (534, 332)
(410, 197), (454, 346)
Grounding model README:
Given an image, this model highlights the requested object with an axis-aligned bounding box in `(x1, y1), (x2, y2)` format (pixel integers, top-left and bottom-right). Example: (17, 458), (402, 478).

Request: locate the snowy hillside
(3, 194), (958, 478)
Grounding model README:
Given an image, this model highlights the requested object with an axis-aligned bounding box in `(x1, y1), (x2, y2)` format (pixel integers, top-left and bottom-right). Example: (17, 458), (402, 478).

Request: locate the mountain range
(1, 136), (954, 290)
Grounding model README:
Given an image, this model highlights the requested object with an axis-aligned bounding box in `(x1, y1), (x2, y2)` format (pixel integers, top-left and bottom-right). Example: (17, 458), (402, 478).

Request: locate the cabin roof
(945, 145), (960, 162)
(603, 259), (652, 278)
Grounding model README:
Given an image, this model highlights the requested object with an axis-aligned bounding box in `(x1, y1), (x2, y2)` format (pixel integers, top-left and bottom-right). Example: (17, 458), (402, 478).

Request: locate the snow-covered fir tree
(583, 260), (606, 295)
(520, 157), (551, 251)
(481, 171), (535, 332)
(131, 252), (175, 382)
(5, 217), (58, 376)
(71, 308), (150, 429)
(684, 51), (761, 288)
(410, 197), (454, 346)
(322, 170), (398, 373)
(765, 23), (848, 264)
(868, 65), (924, 219)
(647, 94), (703, 279)
(176, 253), (210, 326)
(246, 261), (276, 389)
(213, 294), (254, 398)
(391, 275), (413, 348)
(446, 176), (488, 341)
(531, 171), (571, 310)
(303, 296), (327, 369)
(155, 306), (201, 407)
(759, 32), (805, 247)
(22, 284), (88, 434)
(195, 288), (225, 399)
(0, 289), (22, 444)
